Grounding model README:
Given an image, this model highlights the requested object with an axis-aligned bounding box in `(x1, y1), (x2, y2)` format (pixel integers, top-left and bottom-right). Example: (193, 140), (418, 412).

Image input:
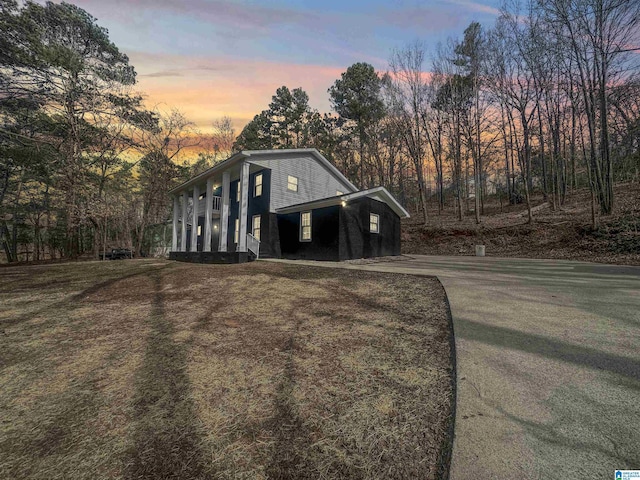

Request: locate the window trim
(287, 175), (298, 192)
(254, 173), (263, 197)
(234, 218), (239, 244)
(252, 214), (261, 241)
(300, 211), (312, 242)
(370, 213), (380, 234)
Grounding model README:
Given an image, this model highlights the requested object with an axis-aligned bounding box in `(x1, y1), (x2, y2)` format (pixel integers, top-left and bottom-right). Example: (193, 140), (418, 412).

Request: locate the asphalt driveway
(268, 255), (640, 479)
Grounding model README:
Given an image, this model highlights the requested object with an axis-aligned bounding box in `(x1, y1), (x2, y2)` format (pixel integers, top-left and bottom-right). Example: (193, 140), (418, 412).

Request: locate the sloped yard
(403, 182), (640, 265)
(0, 259), (455, 480)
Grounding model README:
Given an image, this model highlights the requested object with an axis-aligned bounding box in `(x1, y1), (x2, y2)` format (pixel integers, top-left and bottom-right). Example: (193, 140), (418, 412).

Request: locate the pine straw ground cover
(0, 259), (455, 480)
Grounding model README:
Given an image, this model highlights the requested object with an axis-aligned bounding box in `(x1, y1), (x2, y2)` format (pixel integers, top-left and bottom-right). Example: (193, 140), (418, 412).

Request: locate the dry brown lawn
(0, 259), (455, 480)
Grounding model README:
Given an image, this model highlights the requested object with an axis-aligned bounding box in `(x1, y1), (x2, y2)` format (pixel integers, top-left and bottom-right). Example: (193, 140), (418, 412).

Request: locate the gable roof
(275, 186), (411, 219)
(168, 148), (357, 195)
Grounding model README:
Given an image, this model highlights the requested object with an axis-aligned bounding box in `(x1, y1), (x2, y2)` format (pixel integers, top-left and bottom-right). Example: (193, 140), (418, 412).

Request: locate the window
(197, 225), (202, 236)
(236, 181), (241, 202)
(252, 215), (261, 241)
(336, 190), (344, 196)
(370, 213), (380, 233)
(300, 211), (311, 241)
(234, 218), (239, 244)
(254, 173), (262, 197)
(287, 175), (298, 192)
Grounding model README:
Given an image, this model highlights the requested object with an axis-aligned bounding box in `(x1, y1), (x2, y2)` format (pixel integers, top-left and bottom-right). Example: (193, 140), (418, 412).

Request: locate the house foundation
(169, 251), (250, 264)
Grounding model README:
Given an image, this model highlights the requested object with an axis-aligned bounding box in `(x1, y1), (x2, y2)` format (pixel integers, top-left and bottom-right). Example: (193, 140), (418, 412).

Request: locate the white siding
(249, 153), (355, 212)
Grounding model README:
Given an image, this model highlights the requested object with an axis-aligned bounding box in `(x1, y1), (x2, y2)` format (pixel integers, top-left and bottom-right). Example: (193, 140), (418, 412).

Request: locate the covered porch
(168, 161), (259, 263)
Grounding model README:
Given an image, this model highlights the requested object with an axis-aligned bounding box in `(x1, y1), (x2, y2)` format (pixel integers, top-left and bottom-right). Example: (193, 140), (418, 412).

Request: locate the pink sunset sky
(54, 0), (502, 133)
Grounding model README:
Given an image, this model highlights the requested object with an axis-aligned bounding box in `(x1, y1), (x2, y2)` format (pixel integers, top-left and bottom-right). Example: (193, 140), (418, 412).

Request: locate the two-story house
(168, 148), (409, 263)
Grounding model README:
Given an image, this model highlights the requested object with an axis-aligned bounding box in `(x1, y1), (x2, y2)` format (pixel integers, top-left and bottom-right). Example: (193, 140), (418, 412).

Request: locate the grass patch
(0, 259), (454, 479)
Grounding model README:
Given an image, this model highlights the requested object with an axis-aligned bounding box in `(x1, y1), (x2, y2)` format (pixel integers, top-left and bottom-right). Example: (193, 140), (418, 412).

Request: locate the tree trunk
(537, 107), (548, 201)
(1, 222), (15, 262)
(570, 103), (577, 192)
(472, 142), (481, 221)
(359, 123), (366, 190)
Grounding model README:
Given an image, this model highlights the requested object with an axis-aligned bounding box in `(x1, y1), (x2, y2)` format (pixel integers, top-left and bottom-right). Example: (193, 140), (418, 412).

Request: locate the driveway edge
(435, 276), (457, 480)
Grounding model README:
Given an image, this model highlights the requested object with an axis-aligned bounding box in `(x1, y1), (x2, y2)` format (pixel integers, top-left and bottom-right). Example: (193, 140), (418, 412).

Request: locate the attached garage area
(339, 196), (402, 260)
(278, 206), (341, 261)
(276, 189), (405, 261)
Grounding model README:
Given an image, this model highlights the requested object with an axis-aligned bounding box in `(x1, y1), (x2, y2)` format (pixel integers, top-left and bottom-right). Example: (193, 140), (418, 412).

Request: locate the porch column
(191, 185), (199, 252)
(203, 178), (213, 252)
(237, 161), (249, 252)
(171, 195), (179, 251)
(218, 171), (230, 252)
(180, 191), (188, 252)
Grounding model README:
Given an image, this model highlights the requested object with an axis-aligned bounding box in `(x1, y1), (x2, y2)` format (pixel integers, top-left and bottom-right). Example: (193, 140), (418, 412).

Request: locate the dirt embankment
(402, 182), (640, 265)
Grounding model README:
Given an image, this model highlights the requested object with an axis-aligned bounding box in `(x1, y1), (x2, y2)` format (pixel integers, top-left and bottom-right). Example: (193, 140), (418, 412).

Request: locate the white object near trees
(219, 171), (230, 252)
(180, 191), (188, 252)
(191, 185), (199, 252)
(172, 196), (179, 252)
(203, 178), (213, 252)
(237, 161), (249, 253)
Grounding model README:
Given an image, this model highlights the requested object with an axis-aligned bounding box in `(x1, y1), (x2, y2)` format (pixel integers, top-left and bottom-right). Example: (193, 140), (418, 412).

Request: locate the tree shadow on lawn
(125, 270), (212, 480)
(262, 267), (455, 479)
(0, 347), (126, 479)
(123, 264), (455, 479)
(0, 263), (175, 390)
(2, 264), (172, 330)
(264, 313), (322, 480)
(126, 269), (329, 479)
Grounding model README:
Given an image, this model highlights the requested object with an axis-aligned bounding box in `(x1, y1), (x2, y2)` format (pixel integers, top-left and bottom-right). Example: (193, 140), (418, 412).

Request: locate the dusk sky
(62, 0), (502, 133)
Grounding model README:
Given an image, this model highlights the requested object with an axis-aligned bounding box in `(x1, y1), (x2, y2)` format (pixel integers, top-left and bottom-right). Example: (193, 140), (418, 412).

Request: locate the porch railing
(246, 233), (260, 259)
(212, 195), (221, 211)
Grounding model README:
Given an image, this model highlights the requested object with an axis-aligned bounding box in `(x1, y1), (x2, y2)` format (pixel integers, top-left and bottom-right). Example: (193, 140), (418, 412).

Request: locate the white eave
(168, 148), (357, 195)
(275, 186), (411, 219)
(168, 151), (248, 195)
